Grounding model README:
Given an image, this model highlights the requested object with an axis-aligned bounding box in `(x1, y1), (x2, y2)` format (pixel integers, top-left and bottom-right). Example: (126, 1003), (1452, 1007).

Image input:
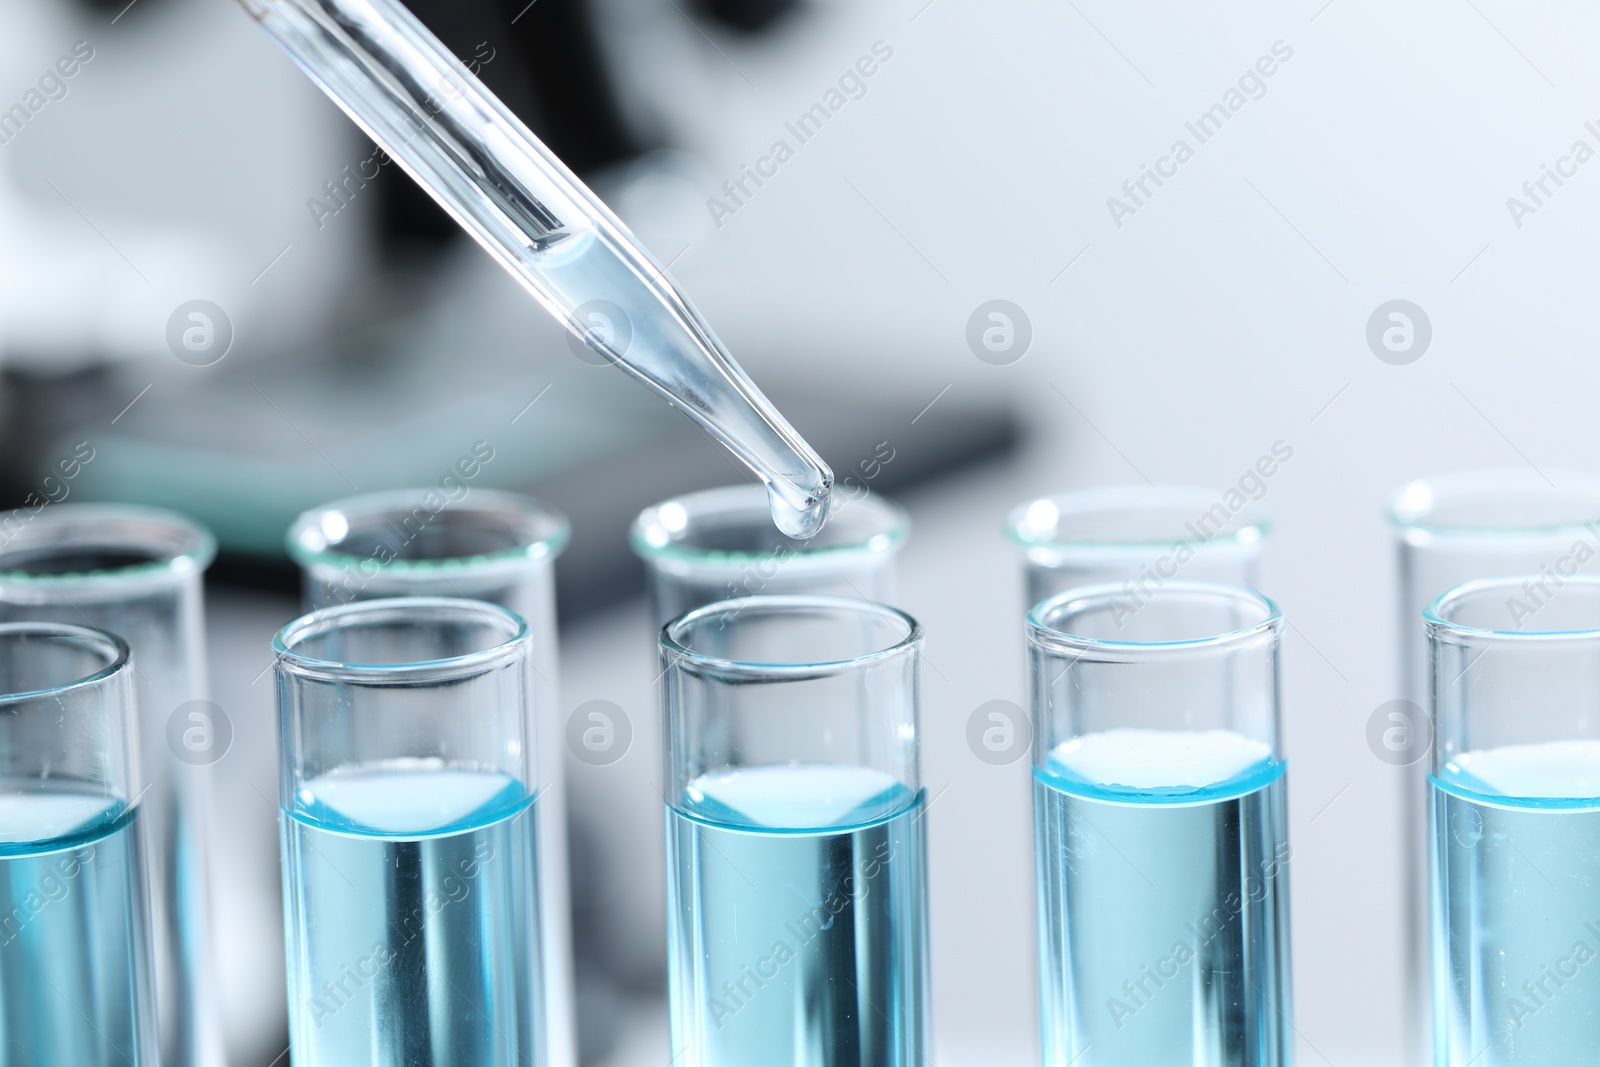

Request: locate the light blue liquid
(281, 761), (544, 1067)
(0, 784), (156, 1066)
(666, 764), (930, 1067)
(1431, 741), (1600, 1065)
(1034, 731), (1292, 1067)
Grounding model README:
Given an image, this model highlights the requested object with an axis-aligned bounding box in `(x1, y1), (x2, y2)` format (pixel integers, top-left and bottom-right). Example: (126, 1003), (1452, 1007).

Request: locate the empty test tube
(1007, 486), (1270, 614)
(632, 484), (909, 630)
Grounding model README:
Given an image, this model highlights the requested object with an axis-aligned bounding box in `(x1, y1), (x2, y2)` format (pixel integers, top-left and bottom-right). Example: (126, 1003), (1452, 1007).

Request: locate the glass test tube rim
(1388, 467), (1600, 544)
(1005, 485), (1272, 558)
(630, 484), (909, 577)
(1027, 579), (1283, 660)
(1426, 573), (1600, 644)
(286, 488), (571, 574)
(274, 595), (533, 685)
(661, 593), (922, 680)
(1425, 575), (1600, 802)
(0, 503), (216, 599)
(0, 620), (131, 706)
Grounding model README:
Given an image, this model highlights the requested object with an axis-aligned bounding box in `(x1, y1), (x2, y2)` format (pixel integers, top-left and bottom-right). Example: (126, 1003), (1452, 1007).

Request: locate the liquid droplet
(767, 483), (831, 540)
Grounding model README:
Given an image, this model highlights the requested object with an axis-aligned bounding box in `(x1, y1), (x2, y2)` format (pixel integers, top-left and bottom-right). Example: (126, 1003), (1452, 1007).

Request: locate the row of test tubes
(1017, 474), (1600, 1066)
(0, 470), (1593, 1065)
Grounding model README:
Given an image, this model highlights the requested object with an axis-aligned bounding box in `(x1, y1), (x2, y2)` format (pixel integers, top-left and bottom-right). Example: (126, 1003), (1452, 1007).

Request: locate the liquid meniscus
(667, 763), (930, 1067)
(1431, 740), (1600, 1065)
(1034, 729), (1293, 1067)
(281, 762), (545, 1067)
(0, 783), (157, 1067)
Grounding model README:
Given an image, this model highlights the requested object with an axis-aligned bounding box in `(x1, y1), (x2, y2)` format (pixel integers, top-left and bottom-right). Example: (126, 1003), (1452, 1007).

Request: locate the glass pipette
(234, 0), (833, 537)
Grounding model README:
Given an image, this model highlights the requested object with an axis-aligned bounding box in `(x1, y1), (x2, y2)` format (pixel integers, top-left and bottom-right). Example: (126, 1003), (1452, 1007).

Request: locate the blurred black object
(0, 367), (124, 505)
(378, 0), (649, 251)
(74, 0), (161, 12)
(69, 0), (649, 250)
(696, 0), (802, 33)
(299, 0), (803, 248)
(378, 0), (805, 249)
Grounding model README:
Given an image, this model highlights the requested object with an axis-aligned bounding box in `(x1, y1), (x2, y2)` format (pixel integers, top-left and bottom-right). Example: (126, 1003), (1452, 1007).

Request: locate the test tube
(1028, 581), (1292, 1067)
(623, 484), (909, 1002)
(1389, 469), (1600, 1055)
(287, 488), (576, 1067)
(0, 622), (158, 1065)
(661, 594), (930, 1067)
(274, 597), (545, 1065)
(1426, 576), (1600, 1065)
(631, 485), (909, 630)
(1006, 486), (1270, 611)
(0, 504), (222, 1067)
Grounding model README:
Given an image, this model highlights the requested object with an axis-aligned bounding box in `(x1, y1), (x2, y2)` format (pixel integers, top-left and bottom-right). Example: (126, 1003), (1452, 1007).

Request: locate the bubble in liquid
(766, 482), (832, 540)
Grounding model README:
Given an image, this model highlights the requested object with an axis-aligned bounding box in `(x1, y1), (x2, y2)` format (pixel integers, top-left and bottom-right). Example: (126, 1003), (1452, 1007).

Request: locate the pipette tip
(766, 483), (833, 540)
